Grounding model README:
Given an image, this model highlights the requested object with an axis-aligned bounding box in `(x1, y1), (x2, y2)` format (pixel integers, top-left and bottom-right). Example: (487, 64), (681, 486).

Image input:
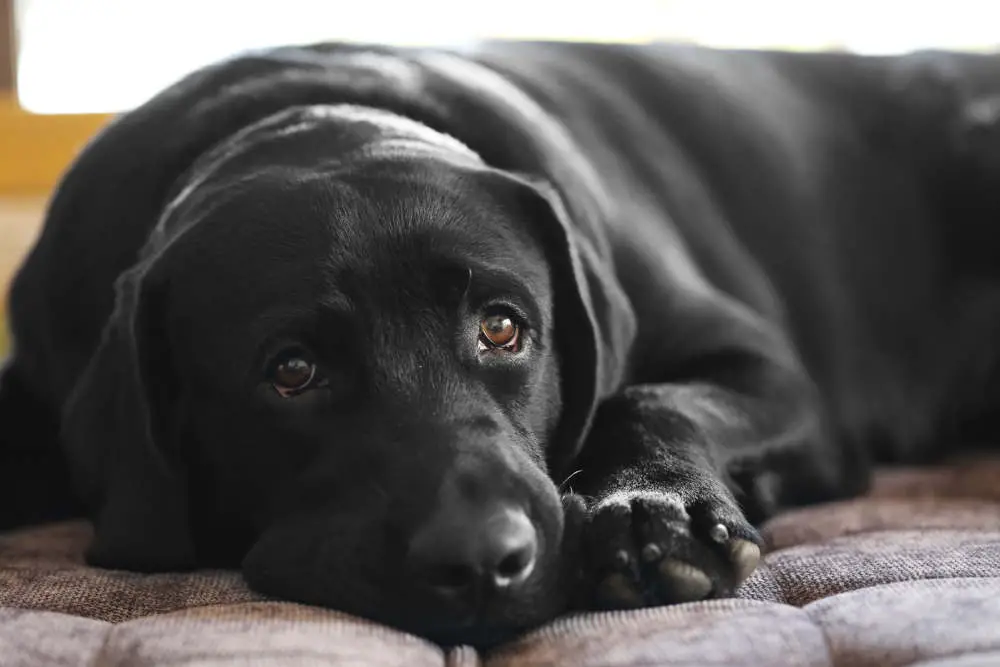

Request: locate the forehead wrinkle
(243, 297), (354, 348)
(466, 260), (539, 300)
(320, 172), (552, 316)
(243, 305), (321, 354)
(322, 179), (468, 286)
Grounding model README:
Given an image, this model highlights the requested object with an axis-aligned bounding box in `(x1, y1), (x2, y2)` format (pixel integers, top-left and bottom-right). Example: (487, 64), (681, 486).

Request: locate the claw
(641, 543), (663, 563)
(709, 523), (729, 544)
(729, 539), (761, 584)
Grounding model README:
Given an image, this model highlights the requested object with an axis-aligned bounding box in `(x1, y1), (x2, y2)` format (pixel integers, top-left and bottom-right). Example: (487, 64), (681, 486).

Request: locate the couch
(2, 457), (999, 666)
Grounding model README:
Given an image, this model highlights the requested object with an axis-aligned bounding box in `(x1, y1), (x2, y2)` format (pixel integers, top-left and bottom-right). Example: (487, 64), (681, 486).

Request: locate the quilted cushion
(2, 457), (999, 666)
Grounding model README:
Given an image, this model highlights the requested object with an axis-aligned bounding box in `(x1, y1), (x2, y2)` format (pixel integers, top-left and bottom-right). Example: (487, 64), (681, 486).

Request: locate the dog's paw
(582, 487), (761, 609)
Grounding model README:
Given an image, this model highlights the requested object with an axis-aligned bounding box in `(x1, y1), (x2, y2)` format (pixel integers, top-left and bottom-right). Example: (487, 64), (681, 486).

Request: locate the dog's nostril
(484, 508), (537, 588)
(494, 543), (535, 586)
(497, 551), (527, 578)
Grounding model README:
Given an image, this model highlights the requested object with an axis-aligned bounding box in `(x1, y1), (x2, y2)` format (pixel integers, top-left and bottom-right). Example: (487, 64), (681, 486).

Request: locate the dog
(3, 41), (1000, 644)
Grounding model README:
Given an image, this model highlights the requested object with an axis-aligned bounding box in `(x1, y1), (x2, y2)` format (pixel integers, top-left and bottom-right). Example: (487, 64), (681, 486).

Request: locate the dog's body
(3, 41), (1000, 643)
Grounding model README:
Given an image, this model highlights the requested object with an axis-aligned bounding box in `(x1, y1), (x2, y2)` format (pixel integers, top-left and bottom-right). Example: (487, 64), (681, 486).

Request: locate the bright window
(16, 0), (1000, 114)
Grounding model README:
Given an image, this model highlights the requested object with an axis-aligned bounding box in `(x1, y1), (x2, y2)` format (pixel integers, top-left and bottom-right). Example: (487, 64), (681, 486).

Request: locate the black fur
(3, 42), (1000, 643)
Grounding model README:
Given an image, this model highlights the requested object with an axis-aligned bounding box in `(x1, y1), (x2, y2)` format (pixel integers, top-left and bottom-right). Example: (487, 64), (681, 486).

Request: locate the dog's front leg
(563, 313), (858, 609)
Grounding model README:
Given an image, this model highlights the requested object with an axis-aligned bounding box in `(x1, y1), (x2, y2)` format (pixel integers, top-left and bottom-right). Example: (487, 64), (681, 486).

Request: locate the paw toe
(729, 539), (761, 584)
(596, 572), (645, 608)
(583, 489), (761, 609)
(658, 559), (713, 602)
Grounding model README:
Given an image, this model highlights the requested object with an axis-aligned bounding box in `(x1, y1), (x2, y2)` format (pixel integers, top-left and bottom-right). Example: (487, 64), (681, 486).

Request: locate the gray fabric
(805, 578), (1000, 667)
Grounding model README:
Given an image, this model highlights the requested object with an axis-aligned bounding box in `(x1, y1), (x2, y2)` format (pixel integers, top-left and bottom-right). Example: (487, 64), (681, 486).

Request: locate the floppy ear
(490, 171), (637, 475)
(61, 260), (196, 571)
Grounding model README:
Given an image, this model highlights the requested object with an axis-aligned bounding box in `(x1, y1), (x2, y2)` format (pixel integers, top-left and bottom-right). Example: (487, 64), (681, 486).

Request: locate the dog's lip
(407, 561), (540, 611)
(410, 613), (532, 648)
(400, 551), (552, 638)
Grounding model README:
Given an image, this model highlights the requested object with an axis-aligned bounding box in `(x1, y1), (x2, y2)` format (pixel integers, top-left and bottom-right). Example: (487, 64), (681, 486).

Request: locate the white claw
(729, 539), (762, 584)
(709, 523), (730, 544)
(641, 542), (663, 562)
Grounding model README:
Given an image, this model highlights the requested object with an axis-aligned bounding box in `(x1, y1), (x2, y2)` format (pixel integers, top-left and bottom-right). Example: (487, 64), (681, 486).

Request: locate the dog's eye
(269, 352), (322, 398)
(479, 311), (521, 353)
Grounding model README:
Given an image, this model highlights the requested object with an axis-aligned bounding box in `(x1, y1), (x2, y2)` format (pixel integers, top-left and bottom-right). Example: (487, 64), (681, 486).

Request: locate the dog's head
(61, 104), (633, 642)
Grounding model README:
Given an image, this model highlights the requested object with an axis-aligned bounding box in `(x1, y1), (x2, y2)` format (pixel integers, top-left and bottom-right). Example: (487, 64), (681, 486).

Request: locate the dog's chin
(242, 573), (557, 647)
(369, 590), (563, 648)
(243, 541), (568, 647)
(242, 565), (567, 647)
(418, 622), (531, 649)
(402, 585), (568, 647)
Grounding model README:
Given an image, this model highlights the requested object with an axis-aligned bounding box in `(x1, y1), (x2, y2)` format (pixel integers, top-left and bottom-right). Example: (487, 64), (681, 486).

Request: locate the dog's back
(469, 42), (1000, 461)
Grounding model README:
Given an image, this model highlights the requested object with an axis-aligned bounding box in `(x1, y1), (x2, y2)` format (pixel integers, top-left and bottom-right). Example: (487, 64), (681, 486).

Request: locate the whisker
(558, 469), (584, 492)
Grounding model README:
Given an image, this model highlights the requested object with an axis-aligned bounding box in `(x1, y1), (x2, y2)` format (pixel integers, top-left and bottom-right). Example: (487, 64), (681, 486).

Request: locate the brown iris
(479, 313), (521, 351)
(271, 355), (317, 397)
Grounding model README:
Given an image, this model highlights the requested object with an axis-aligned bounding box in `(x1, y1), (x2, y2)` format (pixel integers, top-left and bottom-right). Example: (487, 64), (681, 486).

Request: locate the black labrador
(3, 41), (1000, 644)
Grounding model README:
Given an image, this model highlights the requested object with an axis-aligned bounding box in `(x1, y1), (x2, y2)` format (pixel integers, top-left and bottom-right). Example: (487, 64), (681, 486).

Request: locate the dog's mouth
(243, 557), (561, 647)
(419, 621), (533, 649)
(241, 495), (571, 646)
(395, 584), (559, 648)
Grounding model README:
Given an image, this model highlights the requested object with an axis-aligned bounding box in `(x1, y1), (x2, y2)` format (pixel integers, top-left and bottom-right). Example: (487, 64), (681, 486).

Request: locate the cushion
(2, 457), (999, 666)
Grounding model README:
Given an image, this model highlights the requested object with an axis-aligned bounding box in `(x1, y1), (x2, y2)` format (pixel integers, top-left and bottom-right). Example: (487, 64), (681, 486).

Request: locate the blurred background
(2, 0), (1000, 352)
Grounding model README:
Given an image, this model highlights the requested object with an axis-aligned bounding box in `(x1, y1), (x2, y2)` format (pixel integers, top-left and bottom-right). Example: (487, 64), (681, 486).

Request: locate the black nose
(407, 505), (539, 598)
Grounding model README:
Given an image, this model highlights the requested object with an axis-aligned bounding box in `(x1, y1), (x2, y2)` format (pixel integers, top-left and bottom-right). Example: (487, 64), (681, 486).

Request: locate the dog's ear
(61, 259), (195, 571)
(487, 171), (637, 473)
